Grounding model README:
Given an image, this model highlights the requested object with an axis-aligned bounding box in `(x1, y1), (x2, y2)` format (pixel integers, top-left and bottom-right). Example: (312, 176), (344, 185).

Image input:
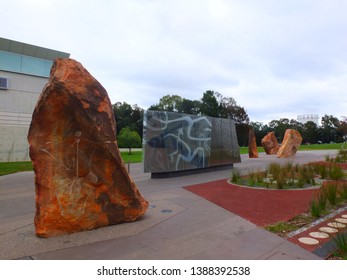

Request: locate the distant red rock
(261, 132), (279, 155)
(277, 129), (302, 158)
(28, 58), (148, 238)
(248, 127), (258, 158)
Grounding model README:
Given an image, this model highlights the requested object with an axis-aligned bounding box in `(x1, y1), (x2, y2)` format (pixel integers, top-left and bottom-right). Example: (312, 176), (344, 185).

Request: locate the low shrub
(339, 183), (347, 200)
(310, 200), (322, 217)
(248, 170), (256, 186)
(317, 191), (327, 211)
(333, 232), (347, 257)
(319, 165), (328, 179)
(231, 169), (241, 183)
(324, 184), (338, 205)
(256, 170), (265, 183)
(328, 164), (344, 180)
(299, 165), (316, 185)
(336, 149), (347, 163)
(268, 163), (281, 179)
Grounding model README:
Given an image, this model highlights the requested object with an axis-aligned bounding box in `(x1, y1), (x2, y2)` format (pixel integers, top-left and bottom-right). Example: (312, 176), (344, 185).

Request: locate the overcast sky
(2, 0), (347, 124)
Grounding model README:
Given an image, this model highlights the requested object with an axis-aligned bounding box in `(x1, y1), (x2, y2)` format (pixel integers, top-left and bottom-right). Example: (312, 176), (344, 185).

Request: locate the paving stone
(335, 218), (347, 224)
(327, 222), (346, 228)
(309, 232), (329, 239)
(299, 237), (319, 245)
(319, 227), (338, 234)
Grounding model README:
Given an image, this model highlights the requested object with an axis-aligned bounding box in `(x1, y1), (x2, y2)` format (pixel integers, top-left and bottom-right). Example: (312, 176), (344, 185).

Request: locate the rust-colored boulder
(261, 132), (279, 155)
(248, 127), (258, 158)
(277, 129), (302, 158)
(28, 58), (148, 237)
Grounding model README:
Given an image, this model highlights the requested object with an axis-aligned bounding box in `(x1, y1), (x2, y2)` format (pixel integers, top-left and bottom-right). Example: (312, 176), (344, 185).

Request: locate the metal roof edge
(0, 37), (70, 60)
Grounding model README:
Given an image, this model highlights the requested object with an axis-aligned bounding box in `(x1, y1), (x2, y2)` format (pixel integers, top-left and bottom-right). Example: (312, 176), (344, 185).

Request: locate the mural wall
(143, 110), (241, 173)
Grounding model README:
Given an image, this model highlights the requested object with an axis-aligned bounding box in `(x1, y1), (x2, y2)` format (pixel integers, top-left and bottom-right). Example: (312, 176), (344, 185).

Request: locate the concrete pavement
(0, 150), (337, 260)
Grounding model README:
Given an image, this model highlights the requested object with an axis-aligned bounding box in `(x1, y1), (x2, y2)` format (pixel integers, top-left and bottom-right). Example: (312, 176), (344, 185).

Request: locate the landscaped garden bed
(231, 162), (322, 189)
(230, 149), (347, 260)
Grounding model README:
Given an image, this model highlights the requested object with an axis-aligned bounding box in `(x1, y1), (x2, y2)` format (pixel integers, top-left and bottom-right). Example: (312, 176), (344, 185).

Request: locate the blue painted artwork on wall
(143, 111), (241, 173)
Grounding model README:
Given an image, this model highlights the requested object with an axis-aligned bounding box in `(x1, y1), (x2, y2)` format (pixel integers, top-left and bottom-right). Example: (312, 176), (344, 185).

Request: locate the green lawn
(0, 151), (143, 176)
(0, 161), (33, 176)
(239, 143), (344, 154)
(0, 143), (343, 176)
(120, 150), (142, 164)
(239, 146), (265, 154)
(299, 143), (345, 150)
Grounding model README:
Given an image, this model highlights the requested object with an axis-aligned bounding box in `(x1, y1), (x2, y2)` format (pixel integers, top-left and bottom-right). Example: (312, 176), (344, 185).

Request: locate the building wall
(0, 37), (69, 162)
(0, 70), (47, 161)
(297, 114), (320, 126)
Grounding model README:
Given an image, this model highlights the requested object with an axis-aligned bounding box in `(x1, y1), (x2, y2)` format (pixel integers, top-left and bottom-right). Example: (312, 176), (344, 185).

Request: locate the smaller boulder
(248, 127), (258, 158)
(261, 132), (279, 155)
(277, 129), (302, 158)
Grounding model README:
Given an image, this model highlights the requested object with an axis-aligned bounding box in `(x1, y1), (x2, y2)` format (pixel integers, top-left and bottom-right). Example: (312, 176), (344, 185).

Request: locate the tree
(337, 120), (347, 143)
(250, 121), (270, 146)
(302, 121), (319, 144)
(112, 102), (133, 135)
(148, 95), (201, 115)
(268, 118), (290, 142)
(228, 105), (250, 124)
(199, 90), (220, 117)
(112, 102), (144, 139)
(148, 94), (183, 112)
(321, 115), (340, 143)
(236, 123), (249, 147)
(178, 98), (201, 115)
(130, 104), (144, 139)
(117, 127), (141, 155)
(199, 90), (249, 123)
(289, 119), (304, 136)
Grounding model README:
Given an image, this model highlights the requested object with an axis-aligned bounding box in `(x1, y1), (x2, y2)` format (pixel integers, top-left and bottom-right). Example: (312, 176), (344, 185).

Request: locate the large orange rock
(248, 127), (258, 158)
(28, 58), (148, 237)
(277, 129), (302, 158)
(261, 132), (279, 155)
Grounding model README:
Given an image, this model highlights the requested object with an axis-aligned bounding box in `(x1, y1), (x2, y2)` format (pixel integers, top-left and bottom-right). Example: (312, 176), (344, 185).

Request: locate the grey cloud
(2, 0), (347, 124)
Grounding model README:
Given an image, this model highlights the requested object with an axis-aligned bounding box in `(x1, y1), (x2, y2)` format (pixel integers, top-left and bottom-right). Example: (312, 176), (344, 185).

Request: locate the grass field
(0, 151), (143, 176)
(298, 143), (345, 150)
(0, 161), (33, 176)
(120, 151), (142, 164)
(0, 143), (344, 176)
(239, 143), (344, 154)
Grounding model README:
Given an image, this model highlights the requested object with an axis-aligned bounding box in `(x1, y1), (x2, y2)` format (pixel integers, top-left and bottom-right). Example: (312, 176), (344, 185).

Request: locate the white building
(297, 114), (320, 126)
(0, 38), (69, 162)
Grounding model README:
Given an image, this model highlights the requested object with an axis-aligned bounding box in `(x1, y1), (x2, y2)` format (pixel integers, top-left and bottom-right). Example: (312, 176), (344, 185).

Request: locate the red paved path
(185, 179), (318, 227)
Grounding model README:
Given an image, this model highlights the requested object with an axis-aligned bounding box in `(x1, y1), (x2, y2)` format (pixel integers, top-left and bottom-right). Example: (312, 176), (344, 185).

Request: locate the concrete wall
(0, 70), (47, 162)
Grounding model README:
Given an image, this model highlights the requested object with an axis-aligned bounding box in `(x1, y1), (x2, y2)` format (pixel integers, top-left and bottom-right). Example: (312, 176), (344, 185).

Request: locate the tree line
(251, 116), (347, 146)
(112, 90), (347, 152)
(147, 90), (249, 123)
(112, 90), (250, 152)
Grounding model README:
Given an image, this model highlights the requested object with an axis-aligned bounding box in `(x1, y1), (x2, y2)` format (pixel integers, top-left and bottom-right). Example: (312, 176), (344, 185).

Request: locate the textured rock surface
(28, 58), (148, 237)
(248, 127), (258, 158)
(261, 132), (279, 155)
(277, 129), (302, 158)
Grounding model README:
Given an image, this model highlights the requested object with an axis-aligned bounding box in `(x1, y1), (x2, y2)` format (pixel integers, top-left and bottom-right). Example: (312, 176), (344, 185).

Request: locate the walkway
(0, 150), (337, 260)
